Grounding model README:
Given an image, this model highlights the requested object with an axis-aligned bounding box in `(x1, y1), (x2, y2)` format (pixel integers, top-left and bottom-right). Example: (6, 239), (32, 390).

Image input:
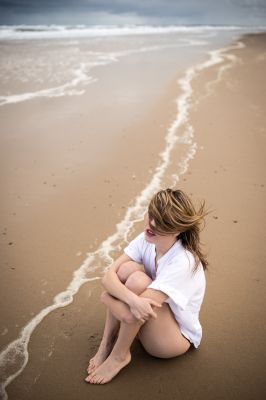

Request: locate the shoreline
(1, 32), (266, 399)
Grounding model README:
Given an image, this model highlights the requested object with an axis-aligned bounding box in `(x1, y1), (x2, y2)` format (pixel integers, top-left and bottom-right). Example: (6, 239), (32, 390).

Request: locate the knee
(117, 262), (130, 283)
(117, 261), (143, 283)
(122, 313), (136, 325)
(125, 271), (152, 294)
(100, 291), (109, 304)
(122, 313), (146, 325)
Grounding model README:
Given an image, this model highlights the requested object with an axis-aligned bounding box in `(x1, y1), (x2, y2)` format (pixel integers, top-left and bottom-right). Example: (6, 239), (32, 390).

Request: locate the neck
(155, 237), (177, 257)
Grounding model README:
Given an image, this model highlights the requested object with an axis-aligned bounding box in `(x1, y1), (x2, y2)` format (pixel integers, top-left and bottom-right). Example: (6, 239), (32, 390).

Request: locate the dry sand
(1, 33), (266, 399)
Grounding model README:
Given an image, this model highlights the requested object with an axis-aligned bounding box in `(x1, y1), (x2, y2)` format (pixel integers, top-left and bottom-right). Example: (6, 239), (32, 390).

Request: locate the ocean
(0, 24), (262, 106)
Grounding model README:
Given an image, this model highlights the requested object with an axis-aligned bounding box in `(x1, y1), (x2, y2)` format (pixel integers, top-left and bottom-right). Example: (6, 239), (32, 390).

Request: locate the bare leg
(87, 263), (147, 374)
(87, 306), (120, 374)
(87, 291), (137, 373)
(85, 318), (144, 384)
(85, 272), (152, 384)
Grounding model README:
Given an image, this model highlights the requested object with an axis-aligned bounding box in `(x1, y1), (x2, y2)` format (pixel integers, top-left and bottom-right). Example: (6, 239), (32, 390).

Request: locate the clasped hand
(129, 295), (161, 323)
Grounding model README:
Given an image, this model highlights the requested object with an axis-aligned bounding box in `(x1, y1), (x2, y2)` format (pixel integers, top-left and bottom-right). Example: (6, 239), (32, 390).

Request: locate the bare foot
(87, 338), (116, 374)
(85, 352), (131, 384)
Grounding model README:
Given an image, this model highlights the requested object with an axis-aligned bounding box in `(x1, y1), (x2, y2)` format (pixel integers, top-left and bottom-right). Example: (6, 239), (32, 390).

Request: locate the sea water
(0, 24), (261, 106)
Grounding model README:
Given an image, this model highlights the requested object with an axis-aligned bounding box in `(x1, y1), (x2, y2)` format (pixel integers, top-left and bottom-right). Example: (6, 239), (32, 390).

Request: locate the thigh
(117, 261), (145, 283)
(138, 303), (191, 358)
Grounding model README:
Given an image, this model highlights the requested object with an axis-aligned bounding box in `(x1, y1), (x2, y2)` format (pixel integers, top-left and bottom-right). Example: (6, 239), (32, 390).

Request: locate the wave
(0, 40), (208, 107)
(0, 64), (96, 106)
(0, 24), (251, 40)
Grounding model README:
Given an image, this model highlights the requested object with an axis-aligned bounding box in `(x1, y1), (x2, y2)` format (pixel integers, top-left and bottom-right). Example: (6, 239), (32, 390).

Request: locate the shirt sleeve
(123, 232), (144, 264)
(147, 254), (195, 311)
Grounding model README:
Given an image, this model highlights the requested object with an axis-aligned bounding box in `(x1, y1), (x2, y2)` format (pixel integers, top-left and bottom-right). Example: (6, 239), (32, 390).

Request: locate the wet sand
(1, 33), (266, 399)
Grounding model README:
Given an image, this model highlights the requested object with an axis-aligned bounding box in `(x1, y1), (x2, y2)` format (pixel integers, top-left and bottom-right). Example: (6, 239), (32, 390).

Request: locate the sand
(1, 32), (266, 399)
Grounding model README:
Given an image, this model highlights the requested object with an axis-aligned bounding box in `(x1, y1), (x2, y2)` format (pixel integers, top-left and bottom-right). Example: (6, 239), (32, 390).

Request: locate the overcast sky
(0, 0), (265, 26)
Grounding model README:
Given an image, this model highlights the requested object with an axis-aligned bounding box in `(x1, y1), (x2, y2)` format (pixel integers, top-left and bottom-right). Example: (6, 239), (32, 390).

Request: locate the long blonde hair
(148, 188), (208, 271)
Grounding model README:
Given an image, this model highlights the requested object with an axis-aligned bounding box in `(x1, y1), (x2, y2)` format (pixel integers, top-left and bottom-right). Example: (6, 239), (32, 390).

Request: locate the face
(143, 212), (179, 244)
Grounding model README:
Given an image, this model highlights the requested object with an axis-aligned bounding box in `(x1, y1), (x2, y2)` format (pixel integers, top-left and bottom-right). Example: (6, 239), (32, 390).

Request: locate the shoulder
(123, 232), (147, 263)
(124, 231), (149, 251)
(169, 243), (204, 278)
(171, 241), (194, 269)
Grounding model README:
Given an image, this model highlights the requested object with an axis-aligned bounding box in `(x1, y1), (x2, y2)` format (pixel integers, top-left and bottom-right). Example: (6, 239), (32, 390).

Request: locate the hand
(129, 296), (161, 323)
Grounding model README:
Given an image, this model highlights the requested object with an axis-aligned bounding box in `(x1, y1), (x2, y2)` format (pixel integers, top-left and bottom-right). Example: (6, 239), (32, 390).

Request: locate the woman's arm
(101, 253), (139, 306)
(102, 253), (162, 321)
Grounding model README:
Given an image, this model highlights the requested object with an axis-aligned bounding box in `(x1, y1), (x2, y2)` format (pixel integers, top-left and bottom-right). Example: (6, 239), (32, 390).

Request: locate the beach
(0, 28), (265, 399)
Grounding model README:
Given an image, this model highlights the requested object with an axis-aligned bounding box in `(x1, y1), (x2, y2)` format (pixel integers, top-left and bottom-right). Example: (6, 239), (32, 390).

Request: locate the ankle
(111, 350), (131, 363)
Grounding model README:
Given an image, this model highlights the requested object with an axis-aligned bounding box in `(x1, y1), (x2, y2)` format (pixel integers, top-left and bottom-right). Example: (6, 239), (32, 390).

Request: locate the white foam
(0, 37), (248, 399)
(2, 26), (261, 107)
(193, 40), (246, 105)
(0, 40), (207, 107)
(0, 275), (100, 399)
(0, 63), (96, 106)
(0, 24), (247, 41)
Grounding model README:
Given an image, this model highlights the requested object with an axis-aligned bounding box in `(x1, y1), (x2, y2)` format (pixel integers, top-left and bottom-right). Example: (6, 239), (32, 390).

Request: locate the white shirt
(124, 232), (206, 348)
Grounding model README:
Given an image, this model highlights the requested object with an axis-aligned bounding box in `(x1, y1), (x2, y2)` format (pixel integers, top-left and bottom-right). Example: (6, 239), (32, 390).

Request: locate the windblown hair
(148, 188), (208, 271)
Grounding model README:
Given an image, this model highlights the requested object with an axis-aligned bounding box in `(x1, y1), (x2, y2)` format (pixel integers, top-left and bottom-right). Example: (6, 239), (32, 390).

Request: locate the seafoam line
(194, 40), (245, 106)
(0, 64), (96, 106)
(0, 38), (242, 400)
(0, 40), (208, 107)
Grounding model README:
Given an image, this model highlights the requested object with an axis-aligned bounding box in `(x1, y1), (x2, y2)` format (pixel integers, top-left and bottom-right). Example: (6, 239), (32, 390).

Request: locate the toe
(86, 375), (95, 384)
(87, 364), (95, 373)
(87, 360), (94, 369)
(96, 375), (103, 384)
(85, 372), (96, 382)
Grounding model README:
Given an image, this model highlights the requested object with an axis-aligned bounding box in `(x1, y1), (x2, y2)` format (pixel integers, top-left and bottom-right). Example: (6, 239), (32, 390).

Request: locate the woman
(85, 188), (208, 384)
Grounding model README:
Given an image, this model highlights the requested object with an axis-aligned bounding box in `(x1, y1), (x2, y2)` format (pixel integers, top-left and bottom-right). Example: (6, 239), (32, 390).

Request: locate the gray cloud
(232, 0), (266, 14)
(0, 0), (265, 25)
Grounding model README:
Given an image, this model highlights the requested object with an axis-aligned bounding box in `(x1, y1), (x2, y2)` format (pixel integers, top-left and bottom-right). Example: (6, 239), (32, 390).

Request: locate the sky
(0, 0), (265, 26)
